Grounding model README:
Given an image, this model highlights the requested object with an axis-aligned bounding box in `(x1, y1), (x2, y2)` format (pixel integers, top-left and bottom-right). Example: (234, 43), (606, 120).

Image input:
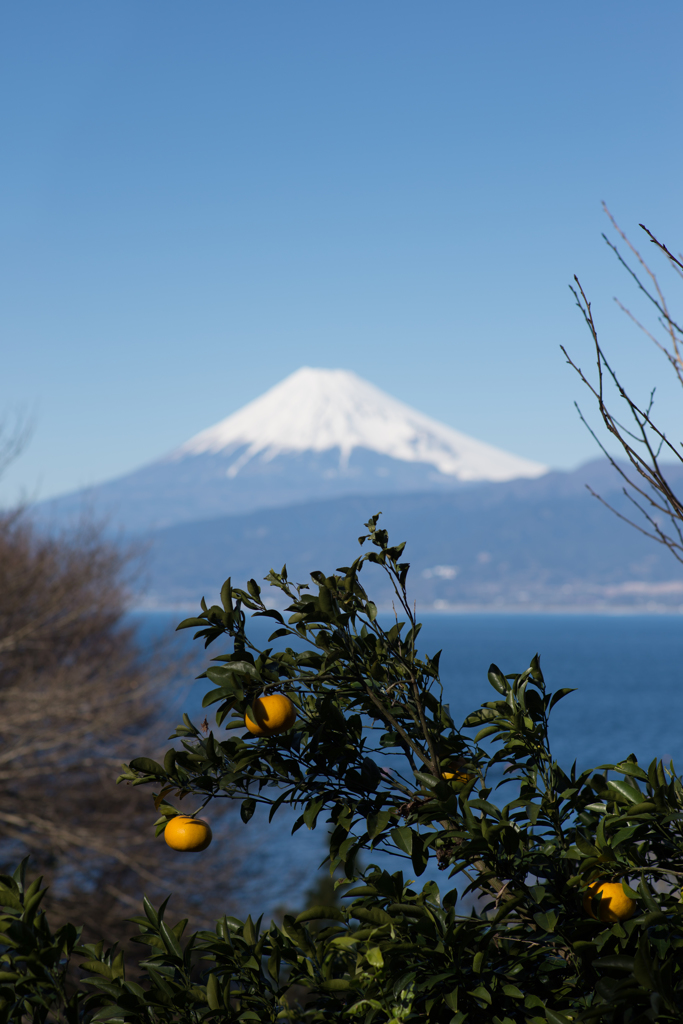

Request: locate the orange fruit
(164, 815), (212, 852)
(245, 693), (296, 737)
(582, 881), (635, 923)
(442, 770), (472, 783)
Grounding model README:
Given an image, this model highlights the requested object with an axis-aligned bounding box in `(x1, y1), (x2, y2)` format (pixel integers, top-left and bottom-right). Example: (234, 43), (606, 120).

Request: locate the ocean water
(133, 612), (683, 916)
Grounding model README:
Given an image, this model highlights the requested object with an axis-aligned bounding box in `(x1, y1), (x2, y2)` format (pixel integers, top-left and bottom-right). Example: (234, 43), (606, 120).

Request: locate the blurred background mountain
(35, 368), (683, 613)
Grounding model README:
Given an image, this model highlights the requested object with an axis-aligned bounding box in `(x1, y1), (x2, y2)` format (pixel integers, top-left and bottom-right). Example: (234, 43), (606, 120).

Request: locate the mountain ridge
(37, 367), (547, 531)
(137, 458), (683, 613)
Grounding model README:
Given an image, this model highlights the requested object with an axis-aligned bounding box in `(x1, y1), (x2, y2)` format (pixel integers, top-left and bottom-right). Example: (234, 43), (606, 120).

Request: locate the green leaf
(608, 779), (643, 804)
(142, 895), (158, 927)
(411, 833), (429, 876)
(414, 771), (439, 789)
(462, 707), (497, 727)
(366, 946), (384, 967)
(637, 877), (659, 913)
(611, 824), (640, 848)
(352, 906), (393, 926)
(475, 724), (502, 742)
(545, 1011), (574, 1024)
(111, 951), (124, 979)
(533, 910), (558, 933)
(295, 906), (345, 923)
(176, 616), (208, 630)
(303, 798), (324, 830)
(202, 687), (228, 708)
(240, 798), (256, 824)
(593, 955), (634, 970)
(242, 915), (257, 944)
(613, 760), (649, 782)
(633, 943), (654, 990)
(205, 972), (220, 1009)
(367, 809), (392, 842)
(268, 628), (289, 641)
(502, 984), (524, 998)
(548, 687), (576, 711)
(529, 652), (544, 684)
(625, 800), (655, 815)
(488, 664), (508, 694)
(0, 887), (22, 911)
(467, 984), (491, 1004)
(85, 955), (113, 980)
(391, 826), (414, 855)
(159, 920), (182, 958)
(129, 757), (166, 777)
(209, 661), (259, 681)
(468, 799), (502, 819)
(444, 989), (459, 1011)
(322, 978), (353, 991)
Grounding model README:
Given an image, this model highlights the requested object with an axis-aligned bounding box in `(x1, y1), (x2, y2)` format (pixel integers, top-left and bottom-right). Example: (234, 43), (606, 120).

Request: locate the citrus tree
(2, 515), (683, 1023)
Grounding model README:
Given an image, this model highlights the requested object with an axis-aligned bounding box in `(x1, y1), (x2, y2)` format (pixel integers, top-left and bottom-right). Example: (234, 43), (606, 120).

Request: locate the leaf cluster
(7, 516), (683, 1021)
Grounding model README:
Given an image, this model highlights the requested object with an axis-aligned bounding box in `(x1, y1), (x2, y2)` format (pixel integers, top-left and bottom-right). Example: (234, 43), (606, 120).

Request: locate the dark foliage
(1, 517), (681, 1021)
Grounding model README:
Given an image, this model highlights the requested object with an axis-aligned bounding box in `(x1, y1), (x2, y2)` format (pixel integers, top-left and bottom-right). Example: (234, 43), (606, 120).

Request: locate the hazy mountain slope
(139, 459), (683, 612)
(38, 368), (547, 531)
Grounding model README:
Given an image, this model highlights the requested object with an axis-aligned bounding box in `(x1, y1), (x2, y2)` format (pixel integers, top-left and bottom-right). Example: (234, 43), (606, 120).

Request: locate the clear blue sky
(2, 1), (683, 503)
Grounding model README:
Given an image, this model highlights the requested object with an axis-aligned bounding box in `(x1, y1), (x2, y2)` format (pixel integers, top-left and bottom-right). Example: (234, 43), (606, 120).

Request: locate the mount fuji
(41, 368), (547, 532)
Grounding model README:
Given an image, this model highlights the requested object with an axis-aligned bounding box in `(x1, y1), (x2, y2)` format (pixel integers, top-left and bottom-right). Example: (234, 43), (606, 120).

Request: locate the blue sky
(2, 1), (683, 502)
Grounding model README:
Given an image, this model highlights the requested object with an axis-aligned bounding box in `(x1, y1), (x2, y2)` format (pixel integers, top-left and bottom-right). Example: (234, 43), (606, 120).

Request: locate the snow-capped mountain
(39, 367), (547, 532)
(175, 368), (546, 483)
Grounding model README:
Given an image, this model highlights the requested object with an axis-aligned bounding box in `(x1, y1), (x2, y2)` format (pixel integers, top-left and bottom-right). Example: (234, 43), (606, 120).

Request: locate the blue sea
(134, 612), (683, 916)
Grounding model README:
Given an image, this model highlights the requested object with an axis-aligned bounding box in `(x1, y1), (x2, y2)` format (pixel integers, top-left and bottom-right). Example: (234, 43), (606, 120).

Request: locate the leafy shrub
(2, 516), (682, 1022)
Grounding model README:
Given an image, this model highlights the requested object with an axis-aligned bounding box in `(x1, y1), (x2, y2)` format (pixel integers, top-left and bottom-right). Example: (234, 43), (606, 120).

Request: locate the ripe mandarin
(245, 693), (296, 737)
(442, 770), (472, 783)
(582, 881), (636, 923)
(164, 815), (212, 853)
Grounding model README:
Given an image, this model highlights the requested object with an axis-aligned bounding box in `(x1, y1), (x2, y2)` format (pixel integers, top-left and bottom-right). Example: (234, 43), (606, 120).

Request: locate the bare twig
(564, 213), (683, 567)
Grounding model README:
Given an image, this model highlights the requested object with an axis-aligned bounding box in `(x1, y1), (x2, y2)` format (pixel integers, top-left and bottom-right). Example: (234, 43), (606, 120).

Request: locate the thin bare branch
(565, 212), (683, 571)
(0, 507), (244, 944)
(0, 412), (33, 481)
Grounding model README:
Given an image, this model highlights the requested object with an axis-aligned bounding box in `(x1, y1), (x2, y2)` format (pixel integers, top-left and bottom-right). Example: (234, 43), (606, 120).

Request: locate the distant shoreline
(128, 602), (683, 617)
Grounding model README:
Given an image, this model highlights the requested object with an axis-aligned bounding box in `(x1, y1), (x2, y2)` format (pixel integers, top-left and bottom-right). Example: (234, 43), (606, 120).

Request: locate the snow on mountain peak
(174, 367), (547, 483)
